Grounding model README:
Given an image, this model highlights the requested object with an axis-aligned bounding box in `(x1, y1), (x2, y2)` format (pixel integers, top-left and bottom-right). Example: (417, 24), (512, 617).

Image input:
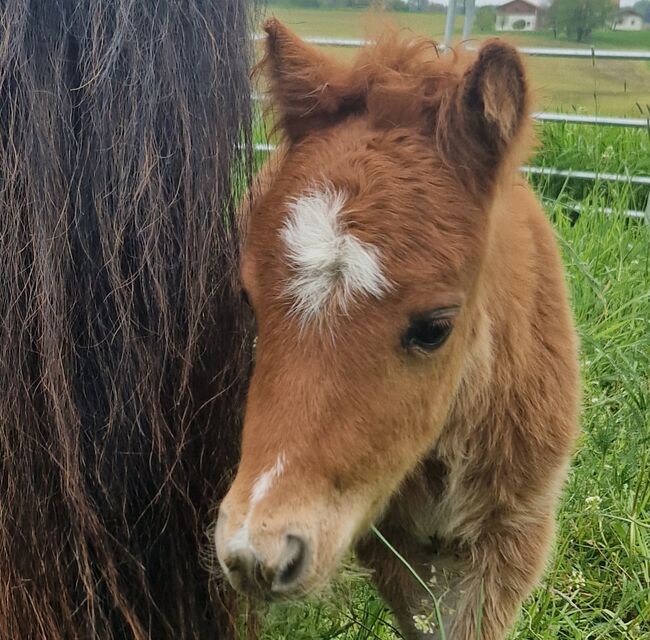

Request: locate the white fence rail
(253, 95), (649, 130)
(522, 167), (650, 187)
(258, 34), (650, 62)
(254, 34), (650, 130)
(532, 113), (649, 129)
(518, 46), (650, 61)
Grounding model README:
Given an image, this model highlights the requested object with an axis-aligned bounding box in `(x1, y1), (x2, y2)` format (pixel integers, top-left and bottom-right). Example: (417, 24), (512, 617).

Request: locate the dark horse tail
(0, 1), (254, 637)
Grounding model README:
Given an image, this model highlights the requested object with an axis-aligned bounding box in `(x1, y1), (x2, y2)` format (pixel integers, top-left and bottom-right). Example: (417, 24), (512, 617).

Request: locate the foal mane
(0, 1), (256, 638)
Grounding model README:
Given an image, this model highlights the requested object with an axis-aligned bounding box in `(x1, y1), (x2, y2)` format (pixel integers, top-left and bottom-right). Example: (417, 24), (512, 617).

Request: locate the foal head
(216, 19), (532, 598)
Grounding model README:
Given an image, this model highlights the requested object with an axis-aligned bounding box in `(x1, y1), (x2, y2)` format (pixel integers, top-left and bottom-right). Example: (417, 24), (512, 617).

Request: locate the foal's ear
(261, 18), (361, 141)
(437, 40), (529, 193)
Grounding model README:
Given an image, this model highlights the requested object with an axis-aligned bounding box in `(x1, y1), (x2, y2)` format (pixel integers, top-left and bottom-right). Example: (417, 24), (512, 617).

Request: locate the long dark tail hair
(0, 1), (254, 637)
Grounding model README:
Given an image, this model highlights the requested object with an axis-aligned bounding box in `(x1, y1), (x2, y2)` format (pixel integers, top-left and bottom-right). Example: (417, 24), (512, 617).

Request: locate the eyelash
(402, 314), (455, 353)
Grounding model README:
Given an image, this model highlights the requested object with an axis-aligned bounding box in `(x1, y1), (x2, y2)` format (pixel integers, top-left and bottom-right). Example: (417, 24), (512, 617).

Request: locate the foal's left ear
(261, 18), (361, 142)
(437, 40), (529, 193)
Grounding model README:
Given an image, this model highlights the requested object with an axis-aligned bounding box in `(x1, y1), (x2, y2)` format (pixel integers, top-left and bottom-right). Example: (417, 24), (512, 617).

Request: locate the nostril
(224, 548), (255, 584)
(225, 556), (243, 574)
(272, 534), (308, 592)
(253, 557), (275, 589)
(222, 535), (309, 597)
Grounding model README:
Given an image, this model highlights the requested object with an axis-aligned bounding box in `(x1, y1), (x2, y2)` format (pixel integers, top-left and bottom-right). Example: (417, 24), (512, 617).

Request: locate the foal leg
(448, 515), (556, 640)
(356, 534), (465, 640)
(358, 514), (554, 640)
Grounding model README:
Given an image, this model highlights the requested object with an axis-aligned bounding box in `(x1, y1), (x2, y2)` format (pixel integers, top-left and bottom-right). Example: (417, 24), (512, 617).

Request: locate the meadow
(248, 10), (650, 636)
(259, 6), (650, 117)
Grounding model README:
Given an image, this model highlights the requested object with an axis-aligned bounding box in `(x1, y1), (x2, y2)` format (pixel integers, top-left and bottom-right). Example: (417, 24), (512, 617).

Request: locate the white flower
(413, 613), (436, 634)
(567, 568), (586, 593)
(585, 495), (602, 513)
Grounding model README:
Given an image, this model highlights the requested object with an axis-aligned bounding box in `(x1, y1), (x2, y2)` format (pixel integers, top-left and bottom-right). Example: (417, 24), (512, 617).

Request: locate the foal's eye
(403, 313), (455, 353)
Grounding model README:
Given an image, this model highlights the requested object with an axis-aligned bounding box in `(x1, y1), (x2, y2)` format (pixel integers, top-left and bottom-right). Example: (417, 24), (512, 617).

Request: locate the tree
(475, 5), (496, 31)
(408, 0), (427, 11)
(287, 0), (321, 7)
(548, 0), (613, 42)
(633, 0), (650, 22)
(386, 0), (410, 11)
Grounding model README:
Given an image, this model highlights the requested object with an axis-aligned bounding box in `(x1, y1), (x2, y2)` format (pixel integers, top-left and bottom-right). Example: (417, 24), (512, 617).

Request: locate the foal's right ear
(436, 40), (530, 195)
(261, 18), (361, 142)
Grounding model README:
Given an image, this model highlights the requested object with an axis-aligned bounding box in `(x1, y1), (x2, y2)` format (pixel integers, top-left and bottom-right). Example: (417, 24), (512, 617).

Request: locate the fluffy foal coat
(218, 20), (580, 640)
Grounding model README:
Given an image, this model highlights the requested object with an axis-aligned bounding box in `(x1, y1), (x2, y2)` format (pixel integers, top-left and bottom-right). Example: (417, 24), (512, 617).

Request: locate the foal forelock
(280, 186), (391, 326)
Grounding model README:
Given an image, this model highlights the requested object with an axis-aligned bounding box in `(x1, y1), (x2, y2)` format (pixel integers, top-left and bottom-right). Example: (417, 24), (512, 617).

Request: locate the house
(495, 0), (539, 32)
(611, 9), (643, 31)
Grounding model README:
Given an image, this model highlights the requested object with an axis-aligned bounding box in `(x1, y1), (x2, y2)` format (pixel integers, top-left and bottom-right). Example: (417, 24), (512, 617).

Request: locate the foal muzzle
(215, 507), (312, 599)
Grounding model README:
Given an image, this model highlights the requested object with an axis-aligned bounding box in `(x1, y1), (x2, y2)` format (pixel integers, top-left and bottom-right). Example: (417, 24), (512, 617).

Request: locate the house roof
(496, 0), (539, 15)
(614, 9), (642, 18)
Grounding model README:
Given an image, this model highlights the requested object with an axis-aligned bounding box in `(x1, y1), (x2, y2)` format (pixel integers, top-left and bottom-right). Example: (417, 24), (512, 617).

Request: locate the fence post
(463, 0), (476, 40)
(444, 0), (457, 46)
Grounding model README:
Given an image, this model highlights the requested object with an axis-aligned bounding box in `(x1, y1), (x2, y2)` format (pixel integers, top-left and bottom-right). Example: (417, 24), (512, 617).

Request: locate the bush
(288, 0), (321, 7)
(548, 0), (613, 41)
(475, 6), (496, 31)
(387, 0), (410, 10)
(512, 18), (527, 29)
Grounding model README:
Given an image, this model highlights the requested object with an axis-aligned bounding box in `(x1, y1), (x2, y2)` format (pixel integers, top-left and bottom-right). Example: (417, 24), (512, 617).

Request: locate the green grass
(258, 7), (650, 116)
(246, 120), (650, 637)
(262, 5), (650, 49)
(262, 5), (453, 39)
(531, 122), (650, 212)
